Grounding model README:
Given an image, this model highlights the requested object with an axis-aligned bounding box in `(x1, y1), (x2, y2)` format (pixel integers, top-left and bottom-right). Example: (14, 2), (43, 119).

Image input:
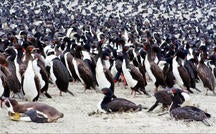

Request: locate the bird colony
(0, 0), (216, 133)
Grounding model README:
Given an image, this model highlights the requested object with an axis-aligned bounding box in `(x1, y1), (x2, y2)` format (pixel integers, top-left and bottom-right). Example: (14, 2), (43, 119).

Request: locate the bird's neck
(101, 96), (112, 110)
(169, 95), (182, 111)
(169, 101), (180, 111)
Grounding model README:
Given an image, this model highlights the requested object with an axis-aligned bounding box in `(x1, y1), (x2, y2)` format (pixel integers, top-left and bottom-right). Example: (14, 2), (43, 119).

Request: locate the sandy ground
(1, 81), (216, 133)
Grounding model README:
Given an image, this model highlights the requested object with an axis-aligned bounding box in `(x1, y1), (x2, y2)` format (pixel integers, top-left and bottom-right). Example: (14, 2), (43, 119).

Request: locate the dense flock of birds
(0, 0), (216, 125)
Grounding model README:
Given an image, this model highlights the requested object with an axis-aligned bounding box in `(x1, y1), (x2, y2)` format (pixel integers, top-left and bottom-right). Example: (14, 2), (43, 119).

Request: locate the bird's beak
(182, 89), (189, 94)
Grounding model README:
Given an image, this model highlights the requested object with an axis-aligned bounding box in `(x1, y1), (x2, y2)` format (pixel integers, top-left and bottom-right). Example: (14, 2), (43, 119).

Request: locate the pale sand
(0, 81), (216, 133)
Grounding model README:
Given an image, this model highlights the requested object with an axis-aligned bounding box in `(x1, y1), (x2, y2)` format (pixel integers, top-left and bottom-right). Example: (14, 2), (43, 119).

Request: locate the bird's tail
(202, 119), (211, 126)
(67, 90), (74, 96)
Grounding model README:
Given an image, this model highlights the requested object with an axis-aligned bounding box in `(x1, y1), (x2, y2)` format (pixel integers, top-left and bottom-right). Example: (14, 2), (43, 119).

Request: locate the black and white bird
(127, 47), (147, 86)
(172, 51), (194, 93)
(4, 47), (22, 84)
(0, 97), (64, 123)
(197, 53), (215, 95)
(122, 46), (149, 97)
(95, 42), (116, 97)
(97, 88), (145, 113)
(31, 49), (51, 98)
(148, 88), (190, 112)
(22, 46), (40, 101)
(169, 89), (211, 126)
(72, 45), (96, 92)
(60, 51), (79, 83)
(144, 43), (166, 92)
(0, 54), (22, 98)
(43, 43), (75, 96)
(46, 55), (74, 96)
(183, 45), (201, 92)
